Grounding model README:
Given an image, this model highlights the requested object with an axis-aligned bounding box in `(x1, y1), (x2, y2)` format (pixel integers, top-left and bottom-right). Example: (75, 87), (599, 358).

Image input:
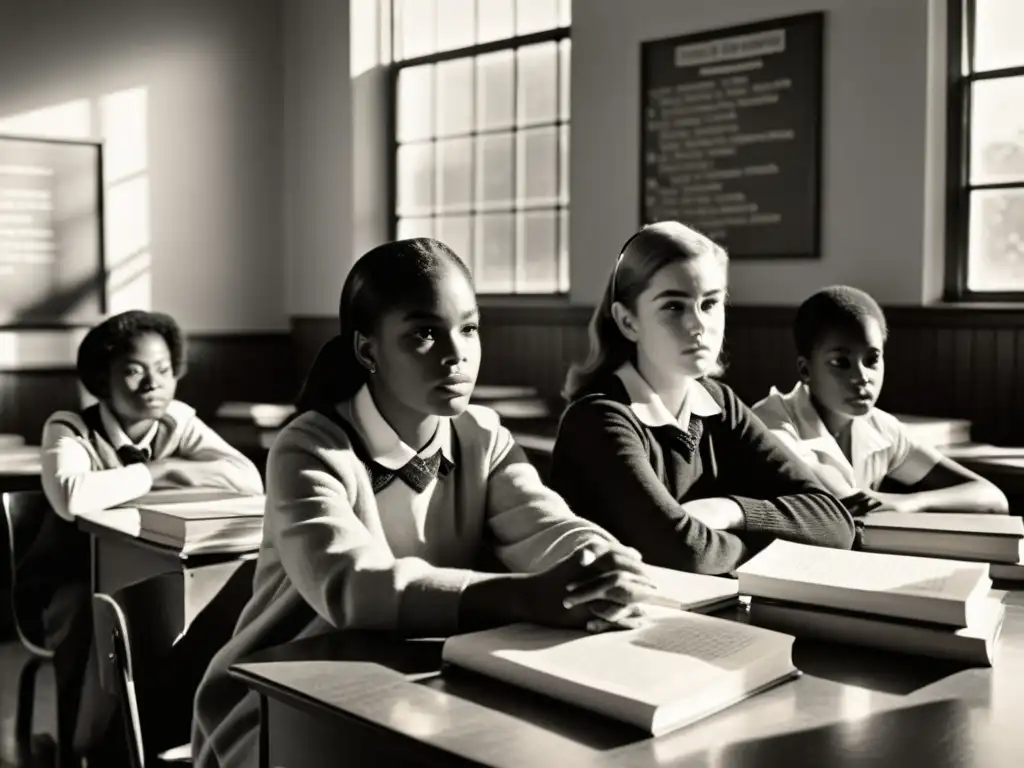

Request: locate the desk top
(0, 445), (41, 476)
(233, 592), (1024, 768)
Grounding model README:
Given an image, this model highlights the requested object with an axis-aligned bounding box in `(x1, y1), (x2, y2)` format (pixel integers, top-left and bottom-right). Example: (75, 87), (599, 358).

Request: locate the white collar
(99, 401), (159, 455)
(347, 385), (454, 470)
(613, 362), (721, 432)
(772, 382), (893, 465)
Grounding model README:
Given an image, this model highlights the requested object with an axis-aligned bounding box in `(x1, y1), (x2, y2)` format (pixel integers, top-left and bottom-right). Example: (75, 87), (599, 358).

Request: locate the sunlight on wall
(350, 0), (391, 77)
(0, 87), (151, 371)
(99, 86), (152, 313)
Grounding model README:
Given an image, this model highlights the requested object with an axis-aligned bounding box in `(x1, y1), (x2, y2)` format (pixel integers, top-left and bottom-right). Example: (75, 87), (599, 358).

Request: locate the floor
(0, 637), (56, 767)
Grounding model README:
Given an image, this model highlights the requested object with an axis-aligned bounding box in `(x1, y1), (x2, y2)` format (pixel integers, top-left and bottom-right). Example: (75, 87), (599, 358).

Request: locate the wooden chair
(93, 559), (256, 767)
(2, 490), (89, 768)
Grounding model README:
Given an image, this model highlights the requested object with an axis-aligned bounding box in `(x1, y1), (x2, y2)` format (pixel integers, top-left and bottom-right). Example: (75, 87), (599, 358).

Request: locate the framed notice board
(640, 13), (823, 259)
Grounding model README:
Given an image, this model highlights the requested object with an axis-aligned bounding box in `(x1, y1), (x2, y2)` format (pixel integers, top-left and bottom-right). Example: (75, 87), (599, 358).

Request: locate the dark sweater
(550, 375), (855, 575)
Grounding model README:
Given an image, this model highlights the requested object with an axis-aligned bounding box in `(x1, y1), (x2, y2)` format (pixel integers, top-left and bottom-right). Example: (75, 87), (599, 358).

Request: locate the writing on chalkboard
(675, 30), (786, 68)
(641, 14), (823, 259)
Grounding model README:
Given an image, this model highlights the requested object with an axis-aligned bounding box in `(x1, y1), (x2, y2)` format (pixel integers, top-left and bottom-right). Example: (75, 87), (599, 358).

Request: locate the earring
(367, 362), (377, 374)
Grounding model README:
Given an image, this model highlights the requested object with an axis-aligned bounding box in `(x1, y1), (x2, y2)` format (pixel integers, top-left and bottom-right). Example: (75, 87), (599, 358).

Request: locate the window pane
(477, 0), (514, 44)
(397, 66), (435, 142)
(517, 210), (558, 292)
(397, 0), (437, 60)
(559, 123), (569, 204)
(436, 137), (472, 213)
(398, 143), (435, 216)
(516, 0), (560, 35)
(474, 213), (514, 292)
(967, 189), (1024, 291)
(476, 133), (514, 210)
(436, 58), (474, 137)
(517, 126), (558, 206)
(517, 42), (558, 126)
(436, 216), (473, 266)
(559, 39), (571, 121)
(436, 0), (475, 52)
(975, 0), (1024, 72)
(476, 50), (514, 131)
(558, 208), (569, 292)
(970, 77), (1024, 185)
(397, 217), (434, 240)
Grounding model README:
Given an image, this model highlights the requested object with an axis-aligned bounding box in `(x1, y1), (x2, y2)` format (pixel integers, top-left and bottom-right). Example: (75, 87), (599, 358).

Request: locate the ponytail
(294, 333), (367, 413)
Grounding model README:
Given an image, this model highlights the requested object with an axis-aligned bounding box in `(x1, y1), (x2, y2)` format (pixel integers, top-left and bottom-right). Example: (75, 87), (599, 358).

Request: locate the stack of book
(859, 512), (1024, 583)
(441, 571), (798, 736)
(738, 540), (1004, 665)
(131, 489), (265, 555)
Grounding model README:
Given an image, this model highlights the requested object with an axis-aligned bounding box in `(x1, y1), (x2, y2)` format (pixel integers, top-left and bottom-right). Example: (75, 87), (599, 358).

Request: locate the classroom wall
(571, 0), (947, 307)
(0, 0), (288, 332)
(0, 0), (294, 435)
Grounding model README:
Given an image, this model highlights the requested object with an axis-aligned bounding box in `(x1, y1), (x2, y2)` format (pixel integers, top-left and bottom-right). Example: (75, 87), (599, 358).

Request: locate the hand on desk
(849, 489), (920, 515)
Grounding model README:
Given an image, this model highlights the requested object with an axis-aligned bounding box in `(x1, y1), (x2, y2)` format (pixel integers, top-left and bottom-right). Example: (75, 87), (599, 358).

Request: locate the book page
(862, 512), (1023, 537)
(448, 614), (789, 705)
(738, 541), (989, 601)
(136, 495), (266, 519)
(644, 566), (739, 610)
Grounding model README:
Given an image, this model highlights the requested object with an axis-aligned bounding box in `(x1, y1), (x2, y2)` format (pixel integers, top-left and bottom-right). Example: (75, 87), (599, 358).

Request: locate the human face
(366, 265), (481, 422)
(616, 253), (727, 381)
(107, 332), (177, 425)
(801, 317), (885, 420)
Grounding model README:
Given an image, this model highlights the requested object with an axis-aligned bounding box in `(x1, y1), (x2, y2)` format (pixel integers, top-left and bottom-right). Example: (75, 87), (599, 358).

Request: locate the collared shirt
(751, 381), (939, 496)
(100, 401), (158, 460)
(342, 385), (456, 557)
(613, 362), (722, 433)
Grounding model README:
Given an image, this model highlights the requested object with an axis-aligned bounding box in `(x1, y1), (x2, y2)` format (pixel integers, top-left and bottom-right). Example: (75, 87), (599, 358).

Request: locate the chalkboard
(0, 135), (106, 326)
(640, 13), (823, 259)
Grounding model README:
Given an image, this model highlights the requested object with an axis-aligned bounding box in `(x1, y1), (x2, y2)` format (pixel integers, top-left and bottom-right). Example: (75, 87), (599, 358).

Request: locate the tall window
(948, 0), (1024, 298)
(391, 0), (570, 294)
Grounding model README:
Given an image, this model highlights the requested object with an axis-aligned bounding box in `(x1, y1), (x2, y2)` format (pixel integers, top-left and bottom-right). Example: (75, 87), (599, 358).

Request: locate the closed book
(860, 512), (1024, 564)
(989, 563), (1024, 582)
(736, 540), (991, 629)
(749, 594), (1006, 666)
(442, 613), (797, 736)
(134, 493), (265, 553)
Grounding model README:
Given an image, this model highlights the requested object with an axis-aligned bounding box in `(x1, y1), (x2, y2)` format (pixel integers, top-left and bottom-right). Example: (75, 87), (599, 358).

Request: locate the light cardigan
(192, 402), (619, 768)
(41, 400), (264, 520)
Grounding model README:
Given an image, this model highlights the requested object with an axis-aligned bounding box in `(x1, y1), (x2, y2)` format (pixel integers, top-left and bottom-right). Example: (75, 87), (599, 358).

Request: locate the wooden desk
(77, 504), (258, 631)
(232, 592), (1024, 768)
(0, 445), (41, 492)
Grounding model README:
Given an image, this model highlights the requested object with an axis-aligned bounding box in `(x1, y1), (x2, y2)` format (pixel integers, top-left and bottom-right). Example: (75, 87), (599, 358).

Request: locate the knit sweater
(550, 375), (855, 575)
(41, 401), (264, 520)
(192, 403), (620, 768)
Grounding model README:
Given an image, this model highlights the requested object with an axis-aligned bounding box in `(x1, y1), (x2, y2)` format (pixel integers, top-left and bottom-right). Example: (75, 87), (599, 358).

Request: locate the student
(36, 310), (263, 763)
(752, 285), (1008, 515)
(550, 222), (856, 576)
(192, 238), (656, 768)
(42, 310), (264, 520)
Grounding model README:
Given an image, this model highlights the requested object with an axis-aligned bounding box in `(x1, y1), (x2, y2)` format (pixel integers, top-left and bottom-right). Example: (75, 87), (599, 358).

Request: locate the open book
(644, 566), (739, 613)
(749, 592), (1006, 666)
(736, 540), (992, 628)
(860, 512), (1024, 564)
(442, 613), (797, 736)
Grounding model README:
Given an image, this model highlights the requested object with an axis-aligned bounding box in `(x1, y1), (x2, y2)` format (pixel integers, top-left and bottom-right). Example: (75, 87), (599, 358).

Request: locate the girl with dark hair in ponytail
(193, 238), (657, 768)
(551, 222), (856, 577)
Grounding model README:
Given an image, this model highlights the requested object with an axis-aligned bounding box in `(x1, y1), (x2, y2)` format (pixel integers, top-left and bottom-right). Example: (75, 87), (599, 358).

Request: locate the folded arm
(710, 388), (856, 549)
(172, 416), (264, 495)
(41, 421), (153, 520)
(552, 401), (749, 575)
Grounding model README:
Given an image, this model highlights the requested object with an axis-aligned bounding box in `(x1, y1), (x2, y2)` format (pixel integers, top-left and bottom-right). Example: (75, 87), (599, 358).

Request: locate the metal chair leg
(15, 656), (43, 765)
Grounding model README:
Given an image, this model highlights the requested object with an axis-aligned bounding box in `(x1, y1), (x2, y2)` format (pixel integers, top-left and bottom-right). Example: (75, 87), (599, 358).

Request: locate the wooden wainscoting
(475, 304), (1024, 447)
(0, 332), (295, 442)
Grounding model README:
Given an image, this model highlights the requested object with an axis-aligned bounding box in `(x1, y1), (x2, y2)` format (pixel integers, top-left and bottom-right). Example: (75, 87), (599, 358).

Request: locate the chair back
(2, 491), (88, 657)
(93, 559), (256, 766)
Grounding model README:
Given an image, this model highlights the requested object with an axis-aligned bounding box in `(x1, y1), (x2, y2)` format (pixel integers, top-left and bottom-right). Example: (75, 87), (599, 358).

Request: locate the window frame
(946, 0), (1024, 301)
(387, 5), (571, 298)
